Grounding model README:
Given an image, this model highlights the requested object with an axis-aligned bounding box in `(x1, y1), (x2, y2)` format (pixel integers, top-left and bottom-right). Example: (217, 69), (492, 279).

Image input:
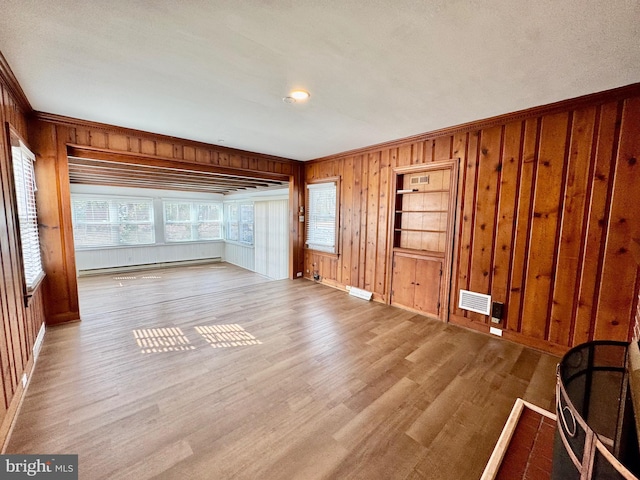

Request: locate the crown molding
(309, 82), (640, 163)
(0, 51), (32, 113)
(33, 111), (301, 165)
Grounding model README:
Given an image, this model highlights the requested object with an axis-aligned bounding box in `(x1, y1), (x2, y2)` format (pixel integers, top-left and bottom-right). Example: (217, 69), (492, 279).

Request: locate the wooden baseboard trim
(46, 311), (81, 326)
(0, 324), (46, 452)
(449, 313), (567, 357)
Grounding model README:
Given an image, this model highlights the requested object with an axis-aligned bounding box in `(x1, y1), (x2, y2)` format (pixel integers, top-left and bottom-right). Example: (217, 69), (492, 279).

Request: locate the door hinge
(440, 269), (443, 276)
(437, 301), (441, 313)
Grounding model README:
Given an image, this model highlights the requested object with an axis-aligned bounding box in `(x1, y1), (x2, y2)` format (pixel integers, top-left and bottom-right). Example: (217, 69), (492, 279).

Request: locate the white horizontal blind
(306, 181), (337, 253)
(72, 196), (155, 247)
(11, 142), (44, 289)
(164, 201), (223, 242)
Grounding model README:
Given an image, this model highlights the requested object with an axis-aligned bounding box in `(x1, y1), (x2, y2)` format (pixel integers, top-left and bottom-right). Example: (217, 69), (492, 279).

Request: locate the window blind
(11, 142), (44, 289)
(306, 181), (337, 253)
(72, 196), (155, 247)
(163, 201), (223, 242)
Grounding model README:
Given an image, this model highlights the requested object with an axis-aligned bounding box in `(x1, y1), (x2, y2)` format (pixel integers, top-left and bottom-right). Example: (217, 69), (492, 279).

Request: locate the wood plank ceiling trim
(67, 148), (290, 194)
(36, 111), (298, 165)
(0, 51), (32, 113)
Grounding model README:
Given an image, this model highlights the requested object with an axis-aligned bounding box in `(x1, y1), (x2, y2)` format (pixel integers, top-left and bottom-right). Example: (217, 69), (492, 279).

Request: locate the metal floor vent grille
(459, 290), (491, 315)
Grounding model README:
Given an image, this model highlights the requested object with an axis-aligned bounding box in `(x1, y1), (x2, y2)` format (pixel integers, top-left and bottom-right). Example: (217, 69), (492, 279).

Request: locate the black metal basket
(552, 341), (640, 479)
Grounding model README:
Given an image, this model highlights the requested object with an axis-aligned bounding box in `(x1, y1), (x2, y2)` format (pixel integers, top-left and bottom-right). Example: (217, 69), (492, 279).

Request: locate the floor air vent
(459, 290), (491, 315)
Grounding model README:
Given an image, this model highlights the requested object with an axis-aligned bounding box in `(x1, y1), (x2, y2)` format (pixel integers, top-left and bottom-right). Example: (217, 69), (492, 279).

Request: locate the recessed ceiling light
(290, 90), (310, 100)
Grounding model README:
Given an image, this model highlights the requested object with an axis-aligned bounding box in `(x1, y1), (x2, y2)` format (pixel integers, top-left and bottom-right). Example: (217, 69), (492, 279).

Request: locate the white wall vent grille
(410, 175), (430, 185)
(459, 290), (491, 315)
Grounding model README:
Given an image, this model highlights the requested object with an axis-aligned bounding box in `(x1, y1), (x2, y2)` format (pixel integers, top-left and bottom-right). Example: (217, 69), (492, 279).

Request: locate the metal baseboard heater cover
(348, 286), (373, 301)
(459, 289), (492, 315)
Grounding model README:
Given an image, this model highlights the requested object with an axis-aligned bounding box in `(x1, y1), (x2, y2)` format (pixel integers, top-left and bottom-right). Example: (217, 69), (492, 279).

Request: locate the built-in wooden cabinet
(389, 161), (458, 320)
(391, 252), (442, 317)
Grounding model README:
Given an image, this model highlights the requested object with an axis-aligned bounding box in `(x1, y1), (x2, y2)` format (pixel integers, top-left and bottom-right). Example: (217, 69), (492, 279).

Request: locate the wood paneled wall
(29, 114), (305, 324)
(0, 55), (46, 448)
(305, 84), (640, 355)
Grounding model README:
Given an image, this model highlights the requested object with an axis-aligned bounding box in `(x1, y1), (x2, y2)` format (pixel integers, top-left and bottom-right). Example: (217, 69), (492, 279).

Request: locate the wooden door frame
(386, 158), (460, 322)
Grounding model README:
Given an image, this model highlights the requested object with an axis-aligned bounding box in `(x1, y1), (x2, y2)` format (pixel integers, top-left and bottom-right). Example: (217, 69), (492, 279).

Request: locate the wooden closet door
(413, 257), (442, 317)
(391, 254), (416, 309)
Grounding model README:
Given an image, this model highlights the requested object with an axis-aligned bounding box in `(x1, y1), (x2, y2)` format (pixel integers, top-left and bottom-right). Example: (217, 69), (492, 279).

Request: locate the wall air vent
(458, 290), (492, 315)
(410, 175), (430, 185)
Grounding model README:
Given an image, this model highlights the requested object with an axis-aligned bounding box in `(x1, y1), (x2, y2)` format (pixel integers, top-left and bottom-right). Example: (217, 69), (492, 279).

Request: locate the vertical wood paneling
(506, 118), (539, 332)
(0, 86), (22, 393)
(455, 132), (480, 317)
(376, 150), (391, 299)
(304, 85), (640, 355)
(595, 97), (640, 341)
(491, 121), (522, 308)
(31, 122), (80, 325)
(573, 102), (619, 345)
(468, 126), (502, 324)
(448, 132), (468, 316)
(341, 157), (354, 287)
(521, 113), (570, 340)
(0, 63), (46, 448)
(364, 152), (380, 292)
(358, 155), (368, 289)
(351, 155), (363, 287)
(549, 107), (596, 345)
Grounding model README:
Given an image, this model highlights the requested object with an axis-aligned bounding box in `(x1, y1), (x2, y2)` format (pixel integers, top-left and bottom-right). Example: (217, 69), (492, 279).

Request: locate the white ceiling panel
(1, 1), (639, 160)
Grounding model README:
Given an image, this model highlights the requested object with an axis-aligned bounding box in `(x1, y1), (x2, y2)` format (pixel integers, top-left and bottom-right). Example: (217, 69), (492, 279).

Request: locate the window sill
(24, 271), (46, 308)
(75, 240), (225, 250)
(304, 247), (340, 259)
(224, 240), (254, 248)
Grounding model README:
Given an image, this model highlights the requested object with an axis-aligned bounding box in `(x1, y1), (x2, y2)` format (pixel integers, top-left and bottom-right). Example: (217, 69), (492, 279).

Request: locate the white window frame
(71, 195), (155, 248)
(224, 201), (254, 246)
(9, 128), (45, 296)
(162, 200), (223, 243)
(306, 178), (339, 254)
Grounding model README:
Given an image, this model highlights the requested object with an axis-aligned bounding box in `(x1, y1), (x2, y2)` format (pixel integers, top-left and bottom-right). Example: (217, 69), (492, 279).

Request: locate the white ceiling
(1, 1), (639, 161)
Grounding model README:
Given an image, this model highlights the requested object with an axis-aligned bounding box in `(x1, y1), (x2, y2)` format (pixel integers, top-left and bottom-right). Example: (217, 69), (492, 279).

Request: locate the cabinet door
(391, 255), (416, 309)
(413, 258), (442, 317)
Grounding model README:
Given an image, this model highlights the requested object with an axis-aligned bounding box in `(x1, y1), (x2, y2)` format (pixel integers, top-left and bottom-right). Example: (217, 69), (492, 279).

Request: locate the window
(225, 202), (254, 245)
(72, 196), (155, 248)
(306, 179), (339, 253)
(10, 131), (44, 291)
(163, 201), (222, 242)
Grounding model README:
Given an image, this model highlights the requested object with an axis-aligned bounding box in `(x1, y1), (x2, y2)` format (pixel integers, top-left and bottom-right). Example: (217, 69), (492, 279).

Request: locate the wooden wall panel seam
(517, 118), (542, 333)
(503, 121), (526, 331)
(488, 125), (506, 298)
(544, 112), (574, 342)
(589, 101), (624, 341)
(567, 106), (601, 345)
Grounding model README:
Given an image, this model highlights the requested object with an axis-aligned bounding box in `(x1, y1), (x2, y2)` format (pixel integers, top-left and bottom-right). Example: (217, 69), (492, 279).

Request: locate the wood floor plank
(6, 263), (559, 479)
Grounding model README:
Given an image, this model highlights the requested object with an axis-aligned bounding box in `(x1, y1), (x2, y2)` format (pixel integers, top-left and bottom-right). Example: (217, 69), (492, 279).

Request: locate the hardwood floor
(6, 263), (559, 479)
